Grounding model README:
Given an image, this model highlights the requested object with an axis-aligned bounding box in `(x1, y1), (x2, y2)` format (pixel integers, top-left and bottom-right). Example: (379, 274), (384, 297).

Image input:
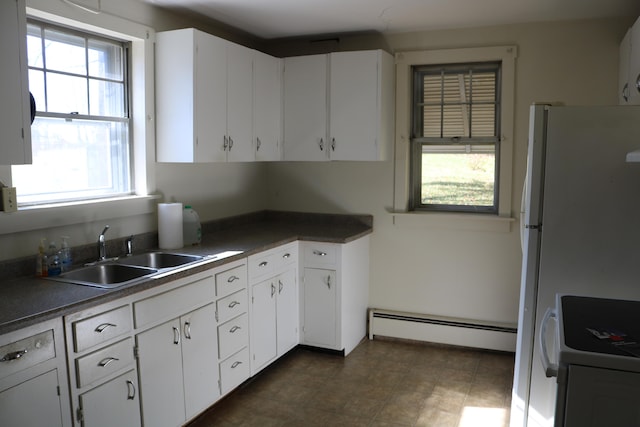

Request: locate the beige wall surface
(0, 0), (633, 327)
(266, 17), (631, 325)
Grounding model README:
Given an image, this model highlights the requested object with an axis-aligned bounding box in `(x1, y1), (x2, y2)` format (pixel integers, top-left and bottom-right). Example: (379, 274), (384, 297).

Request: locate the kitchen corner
(0, 210), (372, 336)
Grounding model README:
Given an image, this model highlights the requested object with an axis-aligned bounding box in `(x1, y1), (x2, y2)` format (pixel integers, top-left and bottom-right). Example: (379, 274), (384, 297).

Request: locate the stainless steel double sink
(46, 252), (205, 289)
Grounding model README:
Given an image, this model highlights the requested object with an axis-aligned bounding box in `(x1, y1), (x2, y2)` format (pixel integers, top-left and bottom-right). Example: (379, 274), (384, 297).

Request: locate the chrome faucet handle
(98, 225), (110, 261)
(125, 235), (134, 256)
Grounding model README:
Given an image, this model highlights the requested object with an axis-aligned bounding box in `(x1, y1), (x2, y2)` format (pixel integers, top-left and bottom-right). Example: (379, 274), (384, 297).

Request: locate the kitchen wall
(265, 17), (631, 325)
(0, 0), (633, 330)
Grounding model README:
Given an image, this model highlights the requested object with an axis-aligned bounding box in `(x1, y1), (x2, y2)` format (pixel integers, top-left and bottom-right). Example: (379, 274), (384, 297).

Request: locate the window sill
(0, 195), (161, 235)
(389, 210), (515, 233)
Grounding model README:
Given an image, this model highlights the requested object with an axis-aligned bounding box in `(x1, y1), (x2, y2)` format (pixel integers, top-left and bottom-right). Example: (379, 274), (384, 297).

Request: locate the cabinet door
(0, 0), (31, 165)
(329, 51), (380, 160)
(563, 365), (640, 427)
(136, 319), (185, 427)
(196, 30), (228, 162)
(283, 54), (328, 161)
(181, 304), (220, 420)
(629, 21), (640, 105)
(250, 279), (277, 374)
(79, 370), (141, 427)
(226, 43), (254, 162)
(0, 369), (63, 427)
(620, 28), (632, 104)
(254, 51), (282, 161)
(276, 268), (299, 355)
(302, 268), (337, 348)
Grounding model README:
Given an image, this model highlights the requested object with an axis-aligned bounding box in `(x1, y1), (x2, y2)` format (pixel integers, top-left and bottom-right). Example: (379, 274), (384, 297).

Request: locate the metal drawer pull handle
(279, 280), (283, 294)
(98, 357), (119, 368)
(126, 380), (136, 400)
(313, 250), (327, 256)
(227, 275), (240, 283)
(259, 261), (268, 267)
(95, 323), (116, 333)
(223, 135), (228, 150)
(229, 326), (241, 333)
(331, 137), (336, 151)
(319, 138), (324, 151)
(228, 301), (240, 308)
(184, 322), (192, 340)
(229, 136), (234, 150)
(326, 275), (331, 289)
(231, 361), (242, 369)
(271, 283), (276, 298)
(282, 253), (290, 259)
(256, 137), (261, 151)
(1, 349), (27, 362)
(173, 326), (180, 345)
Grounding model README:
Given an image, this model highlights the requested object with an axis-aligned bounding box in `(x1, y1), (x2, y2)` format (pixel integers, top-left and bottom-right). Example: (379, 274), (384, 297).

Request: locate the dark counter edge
(0, 210), (373, 335)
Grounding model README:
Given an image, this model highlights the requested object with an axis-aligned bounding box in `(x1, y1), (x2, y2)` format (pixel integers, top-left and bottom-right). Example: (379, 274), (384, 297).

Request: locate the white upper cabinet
(283, 49), (394, 161)
(0, 0), (32, 165)
(226, 43), (254, 162)
(156, 29), (225, 162)
(253, 51), (283, 161)
(620, 17), (640, 105)
(156, 29), (254, 163)
(283, 54), (329, 161)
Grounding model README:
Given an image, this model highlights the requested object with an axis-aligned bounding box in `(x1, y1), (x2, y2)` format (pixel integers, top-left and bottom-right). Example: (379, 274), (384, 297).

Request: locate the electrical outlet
(1, 187), (17, 212)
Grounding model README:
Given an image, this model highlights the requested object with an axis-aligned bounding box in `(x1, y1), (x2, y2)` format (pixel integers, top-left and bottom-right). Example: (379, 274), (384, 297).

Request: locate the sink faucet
(98, 225), (110, 261)
(125, 235), (134, 257)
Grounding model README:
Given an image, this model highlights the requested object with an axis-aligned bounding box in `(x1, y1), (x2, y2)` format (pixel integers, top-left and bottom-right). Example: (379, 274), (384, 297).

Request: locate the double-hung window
(411, 62), (501, 213)
(12, 19), (132, 205)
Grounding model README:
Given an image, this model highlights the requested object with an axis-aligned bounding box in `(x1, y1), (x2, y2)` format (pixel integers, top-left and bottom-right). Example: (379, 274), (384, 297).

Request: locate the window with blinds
(410, 62), (501, 213)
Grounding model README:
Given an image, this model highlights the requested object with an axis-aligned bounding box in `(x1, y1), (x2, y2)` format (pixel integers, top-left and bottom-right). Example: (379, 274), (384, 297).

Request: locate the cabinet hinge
(77, 407), (84, 423)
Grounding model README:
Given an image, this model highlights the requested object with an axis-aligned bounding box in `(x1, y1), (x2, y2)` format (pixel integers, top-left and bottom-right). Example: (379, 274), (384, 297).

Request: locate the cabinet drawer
(216, 264), (247, 297)
(217, 289), (247, 324)
(248, 251), (278, 281)
(76, 338), (134, 388)
(219, 347), (249, 395)
(0, 329), (55, 379)
(217, 314), (248, 360)
(134, 275), (215, 328)
(72, 305), (131, 353)
(249, 243), (298, 281)
(304, 243), (338, 268)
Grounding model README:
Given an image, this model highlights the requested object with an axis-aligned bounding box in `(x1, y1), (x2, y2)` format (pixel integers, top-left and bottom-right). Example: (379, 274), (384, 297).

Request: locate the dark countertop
(0, 210), (372, 335)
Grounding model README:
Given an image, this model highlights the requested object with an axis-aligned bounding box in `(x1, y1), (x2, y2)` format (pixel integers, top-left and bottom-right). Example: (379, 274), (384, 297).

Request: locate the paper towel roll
(158, 203), (183, 249)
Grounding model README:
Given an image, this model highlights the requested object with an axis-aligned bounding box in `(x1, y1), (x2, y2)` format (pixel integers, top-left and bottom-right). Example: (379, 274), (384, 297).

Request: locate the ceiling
(141, 0), (640, 40)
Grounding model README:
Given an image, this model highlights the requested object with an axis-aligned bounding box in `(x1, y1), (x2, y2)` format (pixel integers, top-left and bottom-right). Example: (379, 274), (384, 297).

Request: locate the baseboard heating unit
(368, 308), (517, 352)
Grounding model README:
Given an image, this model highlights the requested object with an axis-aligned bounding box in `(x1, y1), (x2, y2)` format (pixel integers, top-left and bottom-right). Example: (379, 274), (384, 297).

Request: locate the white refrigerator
(511, 104), (640, 427)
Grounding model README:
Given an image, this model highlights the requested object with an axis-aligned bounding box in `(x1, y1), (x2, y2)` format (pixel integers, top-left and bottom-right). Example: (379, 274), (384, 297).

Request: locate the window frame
(16, 18), (134, 205)
(410, 61), (502, 214)
(0, 1), (157, 235)
(393, 46), (517, 227)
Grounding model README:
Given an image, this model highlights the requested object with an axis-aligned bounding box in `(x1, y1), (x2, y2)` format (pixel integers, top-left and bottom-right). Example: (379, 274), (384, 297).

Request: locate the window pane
(44, 28), (86, 75)
(28, 69), (45, 110)
(13, 117), (130, 203)
(46, 73), (88, 114)
(89, 80), (124, 116)
(88, 39), (123, 80)
(420, 145), (495, 207)
(27, 24), (43, 68)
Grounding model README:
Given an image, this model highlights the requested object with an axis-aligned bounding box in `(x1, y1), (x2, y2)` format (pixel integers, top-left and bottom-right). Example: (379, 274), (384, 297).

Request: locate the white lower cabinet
(0, 369), (65, 427)
(136, 303), (219, 427)
(78, 370), (140, 427)
(248, 243), (299, 375)
(302, 267), (338, 348)
(300, 236), (370, 355)
(0, 318), (71, 427)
